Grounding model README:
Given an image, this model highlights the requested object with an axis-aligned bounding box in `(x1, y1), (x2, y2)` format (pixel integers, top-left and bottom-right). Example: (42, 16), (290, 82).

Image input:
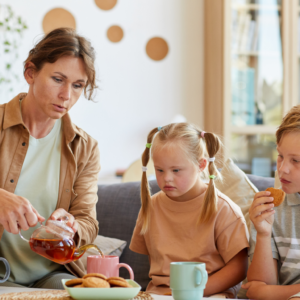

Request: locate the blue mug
(0, 258), (10, 283)
(170, 262), (208, 300)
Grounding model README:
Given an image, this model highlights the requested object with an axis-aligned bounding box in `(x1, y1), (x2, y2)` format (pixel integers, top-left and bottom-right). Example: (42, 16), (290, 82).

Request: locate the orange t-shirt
(129, 189), (249, 296)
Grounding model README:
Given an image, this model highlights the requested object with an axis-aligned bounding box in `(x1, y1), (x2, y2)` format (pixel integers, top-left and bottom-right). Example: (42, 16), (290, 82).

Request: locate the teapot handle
(19, 230), (29, 243)
(18, 221), (43, 243)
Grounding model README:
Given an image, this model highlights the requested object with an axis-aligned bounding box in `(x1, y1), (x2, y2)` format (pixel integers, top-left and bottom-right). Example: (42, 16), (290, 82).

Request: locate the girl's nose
(163, 172), (172, 182)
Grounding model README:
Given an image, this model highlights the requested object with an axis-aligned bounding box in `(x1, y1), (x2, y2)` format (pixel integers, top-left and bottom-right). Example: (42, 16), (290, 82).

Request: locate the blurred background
(0, 0), (203, 183)
(1, 0), (299, 182)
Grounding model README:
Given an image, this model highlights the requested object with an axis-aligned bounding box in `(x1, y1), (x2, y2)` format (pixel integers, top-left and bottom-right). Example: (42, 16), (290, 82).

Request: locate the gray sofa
(96, 174), (275, 290)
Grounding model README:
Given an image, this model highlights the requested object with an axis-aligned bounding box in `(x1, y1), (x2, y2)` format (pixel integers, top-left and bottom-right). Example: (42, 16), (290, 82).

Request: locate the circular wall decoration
(95, 0), (117, 10)
(42, 8), (76, 34)
(107, 25), (123, 43)
(146, 37), (169, 61)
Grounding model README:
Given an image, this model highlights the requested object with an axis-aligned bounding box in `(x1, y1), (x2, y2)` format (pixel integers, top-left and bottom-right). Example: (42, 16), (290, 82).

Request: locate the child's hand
(249, 191), (275, 237)
(242, 280), (268, 299)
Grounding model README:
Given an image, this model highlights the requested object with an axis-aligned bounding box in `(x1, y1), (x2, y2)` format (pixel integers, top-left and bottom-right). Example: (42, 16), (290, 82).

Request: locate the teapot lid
(46, 219), (74, 238)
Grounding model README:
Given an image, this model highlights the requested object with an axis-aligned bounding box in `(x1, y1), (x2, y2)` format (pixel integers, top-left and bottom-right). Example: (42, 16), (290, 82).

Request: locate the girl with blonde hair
(130, 123), (249, 298)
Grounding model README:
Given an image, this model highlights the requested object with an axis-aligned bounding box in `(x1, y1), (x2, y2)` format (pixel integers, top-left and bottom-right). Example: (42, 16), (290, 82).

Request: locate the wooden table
(0, 286), (48, 294)
(0, 286), (251, 299)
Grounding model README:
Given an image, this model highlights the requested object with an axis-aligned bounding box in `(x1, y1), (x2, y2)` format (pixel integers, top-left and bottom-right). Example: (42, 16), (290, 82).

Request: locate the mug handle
(0, 258), (10, 283)
(194, 266), (208, 287)
(118, 263), (134, 280)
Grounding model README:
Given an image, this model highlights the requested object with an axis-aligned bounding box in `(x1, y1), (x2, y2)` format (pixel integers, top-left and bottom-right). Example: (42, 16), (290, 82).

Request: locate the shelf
(231, 4), (281, 11)
(204, 0), (297, 163)
(232, 51), (282, 56)
(230, 125), (277, 135)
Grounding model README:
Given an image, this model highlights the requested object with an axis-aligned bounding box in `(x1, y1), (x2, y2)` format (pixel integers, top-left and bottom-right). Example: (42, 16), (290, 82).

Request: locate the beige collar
(3, 93), (87, 143)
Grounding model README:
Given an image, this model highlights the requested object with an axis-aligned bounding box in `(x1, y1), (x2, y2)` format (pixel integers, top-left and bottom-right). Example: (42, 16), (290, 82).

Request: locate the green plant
(0, 4), (28, 96)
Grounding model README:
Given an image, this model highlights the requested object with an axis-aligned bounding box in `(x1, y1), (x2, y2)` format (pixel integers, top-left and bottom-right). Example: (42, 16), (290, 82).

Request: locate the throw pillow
(215, 158), (259, 300)
(81, 235), (127, 273)
(215, 158), (259, 231)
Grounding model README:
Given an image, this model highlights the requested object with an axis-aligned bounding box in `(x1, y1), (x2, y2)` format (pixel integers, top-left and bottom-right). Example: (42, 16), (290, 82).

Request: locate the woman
(0, 28), (100, 289)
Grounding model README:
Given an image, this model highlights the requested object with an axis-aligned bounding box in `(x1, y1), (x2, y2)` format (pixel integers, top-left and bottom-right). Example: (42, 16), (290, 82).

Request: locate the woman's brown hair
(24, 27), (97, 100)
(140, 123), (222, 234)
(276, 105), (300, 144)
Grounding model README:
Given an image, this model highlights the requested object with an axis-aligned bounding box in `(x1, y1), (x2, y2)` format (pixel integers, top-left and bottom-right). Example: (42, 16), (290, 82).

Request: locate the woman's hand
(249, 191), (275, 237)
(0, 188), (45, 234)
(49, 208), (78, 233)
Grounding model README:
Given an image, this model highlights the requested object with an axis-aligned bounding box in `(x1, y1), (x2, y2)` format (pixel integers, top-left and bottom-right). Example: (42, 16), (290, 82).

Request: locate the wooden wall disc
(42, 8), (76, 34)
(95, 0), (117, 10)
(146, 37), (169, 61)
(107, 25), (123, 42)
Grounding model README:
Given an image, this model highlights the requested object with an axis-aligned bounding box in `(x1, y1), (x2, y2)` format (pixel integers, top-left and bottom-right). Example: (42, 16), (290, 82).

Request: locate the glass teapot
(19, 217), (103, 264)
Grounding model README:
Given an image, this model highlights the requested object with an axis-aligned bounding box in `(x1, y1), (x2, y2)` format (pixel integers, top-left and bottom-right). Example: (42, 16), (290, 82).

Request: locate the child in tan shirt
(130, 123), (249, 298)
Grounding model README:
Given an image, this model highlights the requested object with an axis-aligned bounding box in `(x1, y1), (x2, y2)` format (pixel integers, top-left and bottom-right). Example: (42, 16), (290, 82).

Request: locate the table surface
(0, 286), (251, 299)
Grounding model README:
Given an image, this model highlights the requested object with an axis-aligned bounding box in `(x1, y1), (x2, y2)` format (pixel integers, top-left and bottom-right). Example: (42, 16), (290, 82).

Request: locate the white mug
(0, 258), (10, 283)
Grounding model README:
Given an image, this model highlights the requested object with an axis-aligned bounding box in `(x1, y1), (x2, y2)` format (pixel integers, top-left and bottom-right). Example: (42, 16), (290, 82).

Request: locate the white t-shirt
(0, 118), (63, 284)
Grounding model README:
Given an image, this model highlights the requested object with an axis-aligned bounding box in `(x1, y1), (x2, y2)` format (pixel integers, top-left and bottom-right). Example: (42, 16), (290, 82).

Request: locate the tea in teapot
(20, 219), (103, 264)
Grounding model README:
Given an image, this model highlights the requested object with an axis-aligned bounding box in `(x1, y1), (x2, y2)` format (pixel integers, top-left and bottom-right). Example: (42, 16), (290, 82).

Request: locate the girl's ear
(198, 158), (207, 171)
(24, 62), (36, 84)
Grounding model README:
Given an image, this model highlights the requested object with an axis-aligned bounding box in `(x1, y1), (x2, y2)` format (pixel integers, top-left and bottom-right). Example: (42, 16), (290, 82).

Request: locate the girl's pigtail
(199, 132), (222, 223)
(140, 128), (159, 234)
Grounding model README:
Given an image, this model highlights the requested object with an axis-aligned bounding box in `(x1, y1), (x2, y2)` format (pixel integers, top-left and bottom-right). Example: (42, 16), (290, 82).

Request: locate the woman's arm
(72, 142), (100, 245)
(204, 248), (248, 297)
(60, 140), (101, 246)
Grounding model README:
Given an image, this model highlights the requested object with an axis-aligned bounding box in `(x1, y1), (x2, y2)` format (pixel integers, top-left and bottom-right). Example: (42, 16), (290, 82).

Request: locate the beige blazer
(0, 93), (100, 277)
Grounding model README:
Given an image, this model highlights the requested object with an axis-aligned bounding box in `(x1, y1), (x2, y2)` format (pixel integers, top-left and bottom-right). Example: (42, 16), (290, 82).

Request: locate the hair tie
(208, 157), (215, 162)
(201, 131), (205, 138)
(209, 175), (216, 180)
(158, 126), (162, 131)
(146, 143), (152, 148)
(142, 166), (148, 172)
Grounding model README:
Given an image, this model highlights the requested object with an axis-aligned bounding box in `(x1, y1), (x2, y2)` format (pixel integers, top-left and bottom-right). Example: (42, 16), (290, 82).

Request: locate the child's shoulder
(150, 190), (165, 203)
(216, 189), (244, 219)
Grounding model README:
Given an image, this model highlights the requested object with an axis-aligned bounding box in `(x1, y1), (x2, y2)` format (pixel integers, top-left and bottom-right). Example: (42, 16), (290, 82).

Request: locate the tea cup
(87, 255), (134, 279)
(0, 258), (10, 283)
(170, 262), (208, 300)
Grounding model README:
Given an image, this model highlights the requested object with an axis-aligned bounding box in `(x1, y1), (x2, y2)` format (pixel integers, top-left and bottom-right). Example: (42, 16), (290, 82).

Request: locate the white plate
(62, 279), (141, 300)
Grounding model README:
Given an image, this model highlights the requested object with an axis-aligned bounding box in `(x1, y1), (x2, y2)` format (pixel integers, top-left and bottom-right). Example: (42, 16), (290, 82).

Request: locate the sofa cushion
(215, 158), (259, 231)
(97, 180), (160, 290)
(246, 174), (274, 192)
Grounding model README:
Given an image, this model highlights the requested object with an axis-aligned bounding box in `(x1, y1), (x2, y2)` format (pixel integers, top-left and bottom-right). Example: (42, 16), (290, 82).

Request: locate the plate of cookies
(62, 273), (141, 300)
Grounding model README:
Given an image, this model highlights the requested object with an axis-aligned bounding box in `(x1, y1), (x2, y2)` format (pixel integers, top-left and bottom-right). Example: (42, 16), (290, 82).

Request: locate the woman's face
(26, 56), (88, 119)
(277, 131), (300, 194)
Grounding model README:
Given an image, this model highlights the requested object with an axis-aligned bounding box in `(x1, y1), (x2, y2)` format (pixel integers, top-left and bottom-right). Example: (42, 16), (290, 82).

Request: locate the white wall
(0, 0), (203, 180)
